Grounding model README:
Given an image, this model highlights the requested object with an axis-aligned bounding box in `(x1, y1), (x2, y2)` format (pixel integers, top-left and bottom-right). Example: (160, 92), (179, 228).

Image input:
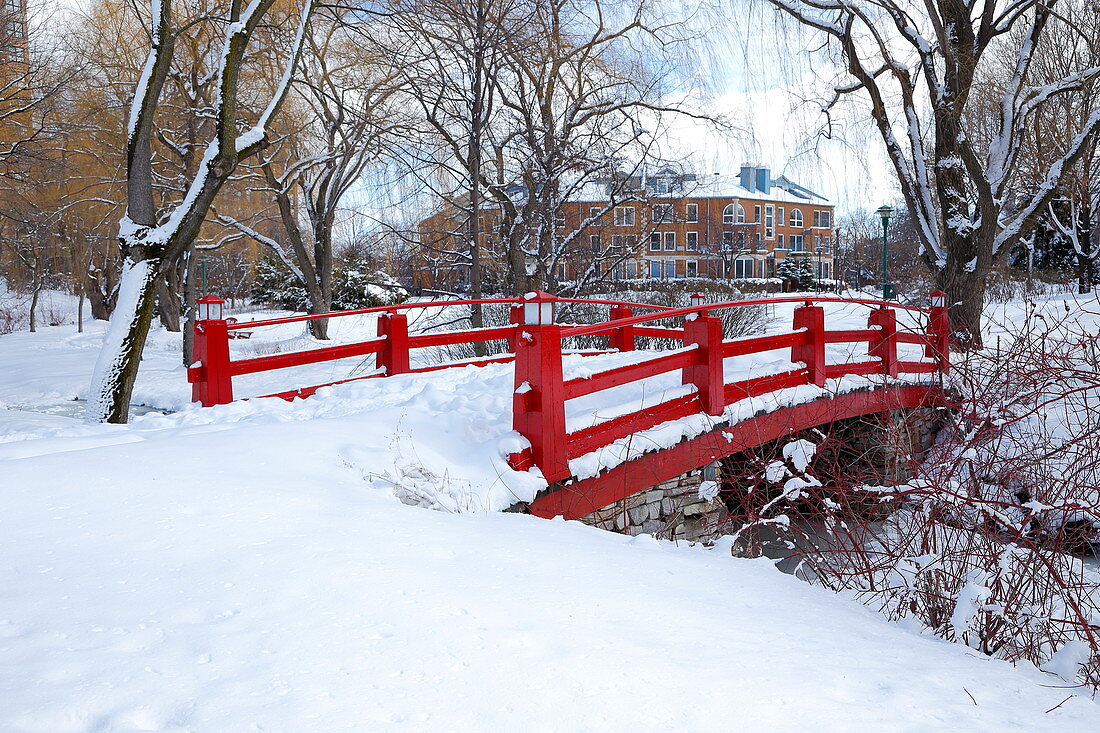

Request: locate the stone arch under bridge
(521, 394), (953, 543)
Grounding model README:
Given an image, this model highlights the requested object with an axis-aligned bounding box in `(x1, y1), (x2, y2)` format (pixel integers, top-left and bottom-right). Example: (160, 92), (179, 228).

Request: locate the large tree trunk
(937, 229), (993, 350)
(87, 259), (159, 424)
(308, 228), (333, 340)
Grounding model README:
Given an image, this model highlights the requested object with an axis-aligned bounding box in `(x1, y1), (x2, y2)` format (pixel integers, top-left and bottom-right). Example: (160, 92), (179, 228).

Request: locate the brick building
(415, 165), (835, 290)
(1, 0), (25, 67)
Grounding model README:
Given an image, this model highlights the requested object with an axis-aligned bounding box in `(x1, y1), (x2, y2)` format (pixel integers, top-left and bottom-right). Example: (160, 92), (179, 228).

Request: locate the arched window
(789, 209), (804, 228)
(723, 203), (747, 224)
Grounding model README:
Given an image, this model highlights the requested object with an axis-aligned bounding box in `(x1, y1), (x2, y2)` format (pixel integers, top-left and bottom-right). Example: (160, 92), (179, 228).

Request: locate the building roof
(565, 169), (831, 206)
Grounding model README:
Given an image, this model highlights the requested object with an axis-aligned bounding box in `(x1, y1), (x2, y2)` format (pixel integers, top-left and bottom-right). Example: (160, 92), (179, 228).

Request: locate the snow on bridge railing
(186, 294), (674, 406)
(505, 291), (950, 483)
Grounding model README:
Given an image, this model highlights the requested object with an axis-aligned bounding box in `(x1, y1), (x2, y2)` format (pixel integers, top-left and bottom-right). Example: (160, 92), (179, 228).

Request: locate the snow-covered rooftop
(567, 172), (832, 206)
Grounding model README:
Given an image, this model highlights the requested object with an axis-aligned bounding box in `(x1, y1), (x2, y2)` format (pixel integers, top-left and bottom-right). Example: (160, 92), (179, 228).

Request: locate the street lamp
(876, 205), (894, 299)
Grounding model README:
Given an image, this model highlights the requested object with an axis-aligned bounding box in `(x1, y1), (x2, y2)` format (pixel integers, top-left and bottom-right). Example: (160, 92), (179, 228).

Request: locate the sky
(675, 0), (899, 215)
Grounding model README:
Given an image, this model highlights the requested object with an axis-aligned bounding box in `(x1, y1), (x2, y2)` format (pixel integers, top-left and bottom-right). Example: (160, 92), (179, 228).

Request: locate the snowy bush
(251, 254), (407, 312)
(717, 309), (1100, 687)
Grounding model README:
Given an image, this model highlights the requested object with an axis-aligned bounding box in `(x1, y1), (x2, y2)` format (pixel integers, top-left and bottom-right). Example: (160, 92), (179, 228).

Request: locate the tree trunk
(28, 284), (39, 333)
(182, 249), (195, 365)
(156, 264), (182, 331)
(86, 259), (159, 424)
(938, 241), (991, 350)
(307, 287), (331, 340)
(309, 228), (333, 340)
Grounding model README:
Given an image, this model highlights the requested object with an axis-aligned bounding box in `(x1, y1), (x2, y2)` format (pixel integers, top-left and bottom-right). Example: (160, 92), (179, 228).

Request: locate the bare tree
(219, 12), (400, 339)
(767, 0), (1100, 347)
(87, 0), (315, 423)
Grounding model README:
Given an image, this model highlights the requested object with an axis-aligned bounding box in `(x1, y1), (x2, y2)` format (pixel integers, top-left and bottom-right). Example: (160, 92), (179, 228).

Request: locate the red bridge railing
(505, 291), (949, 483)
(187, 291), (949, 484)
(185, 294), (674, 406)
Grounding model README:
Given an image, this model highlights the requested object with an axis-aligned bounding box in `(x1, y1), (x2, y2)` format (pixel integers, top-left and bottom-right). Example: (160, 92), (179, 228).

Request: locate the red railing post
(376, 311), (410, 375)
(188, 296), (233, 406)
(509, 292), (569, 483)
(792, 304), (826, 387)
(868, 306), (899, 377)
(682, 312), (725, 415)
(608, 305), (635, 352)
(507, 304), (524, 353)
(926, 291), (950, 373)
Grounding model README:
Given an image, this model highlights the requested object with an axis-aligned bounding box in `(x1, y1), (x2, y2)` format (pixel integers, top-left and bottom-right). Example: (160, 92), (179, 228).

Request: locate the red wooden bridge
(187, 292), (950, 519)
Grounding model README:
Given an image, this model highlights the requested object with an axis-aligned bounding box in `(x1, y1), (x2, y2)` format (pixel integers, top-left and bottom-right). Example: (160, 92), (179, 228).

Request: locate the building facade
(562, 165), (835, 283)
(414, 165), (835, 291)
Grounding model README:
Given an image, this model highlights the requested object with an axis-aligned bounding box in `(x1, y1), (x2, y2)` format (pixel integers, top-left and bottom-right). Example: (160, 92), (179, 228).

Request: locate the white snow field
(1, 294), (1100, 730)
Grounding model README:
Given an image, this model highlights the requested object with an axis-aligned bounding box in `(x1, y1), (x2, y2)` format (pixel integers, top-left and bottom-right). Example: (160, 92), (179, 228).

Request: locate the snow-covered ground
(2, 292), (1100, 729)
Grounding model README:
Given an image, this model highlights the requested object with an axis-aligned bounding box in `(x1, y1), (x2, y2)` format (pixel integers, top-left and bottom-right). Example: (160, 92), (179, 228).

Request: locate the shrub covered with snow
(251, 253), (407, 311)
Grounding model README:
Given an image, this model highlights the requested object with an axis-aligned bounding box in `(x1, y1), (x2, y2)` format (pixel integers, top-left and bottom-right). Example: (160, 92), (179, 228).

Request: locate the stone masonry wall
(579, 468), (727, 543)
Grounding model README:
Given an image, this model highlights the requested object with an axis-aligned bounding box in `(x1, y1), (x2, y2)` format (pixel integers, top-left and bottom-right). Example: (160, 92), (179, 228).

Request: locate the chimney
(755, 167), (771, 194)
(739, 164), (755, 192)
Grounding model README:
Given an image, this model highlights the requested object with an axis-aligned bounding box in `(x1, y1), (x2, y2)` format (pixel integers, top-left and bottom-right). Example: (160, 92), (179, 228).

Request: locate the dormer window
(651, 177), (673, 194)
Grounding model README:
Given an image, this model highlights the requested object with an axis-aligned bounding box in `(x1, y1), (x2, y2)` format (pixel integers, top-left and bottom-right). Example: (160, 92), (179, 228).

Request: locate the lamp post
(876, 205), (894, 299)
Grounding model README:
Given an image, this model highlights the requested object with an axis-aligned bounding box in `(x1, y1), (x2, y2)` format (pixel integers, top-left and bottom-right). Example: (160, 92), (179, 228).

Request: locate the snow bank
(1, 426), (1099, 730)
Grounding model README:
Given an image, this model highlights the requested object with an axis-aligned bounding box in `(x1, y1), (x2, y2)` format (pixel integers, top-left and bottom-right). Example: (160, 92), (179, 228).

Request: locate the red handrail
(224, 295), (675, 331)
(561, 295), (930, 339)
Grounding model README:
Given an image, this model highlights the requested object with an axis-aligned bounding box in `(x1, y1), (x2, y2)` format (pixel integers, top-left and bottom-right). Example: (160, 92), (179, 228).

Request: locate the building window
(821, 210), (831, 228)
(9, 20), (22, 37)
(649, 260), (661, 278)
(589, 207), (600, 220)
(722, 203), (736, 224)
(765, 205), (774, 239)
(614, 206), (635, 226)
(735, 259), (754, 279)
(778, 207), (785, 227)
(790, 209), (803, 228)
(814, 235), (821, 251)
(663, 232), (676, 251)
(4, 0), (20, 12)
(686, 203), (698, 223)
(664, 261), (676, 279)
(722, 231), (734, 250)
(557, 263), (568, 280)
(612, 234), (629, 250)
(820, 262), (831, 279)
(649, 233), (661, 252)
(651, 176), (673, 194)
(686, 260), (698, 277)
(590, 234), (601, 251)
(813, 210), (821, 227)
(790, 234), (804, 252)
(822, 235), (832, 254)
(686, 231), (698, 251)
(754, 205), (761, 223)
(777, 234), (784, 249)
(737, 204), (745, 223)
(653, 203), (673, 223)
